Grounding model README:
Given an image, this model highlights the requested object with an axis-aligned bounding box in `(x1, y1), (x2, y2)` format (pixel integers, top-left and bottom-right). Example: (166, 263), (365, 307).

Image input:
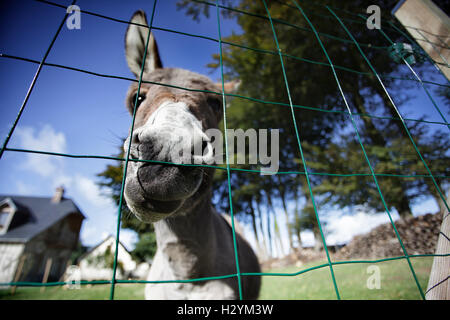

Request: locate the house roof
(0, 195), (85, 243)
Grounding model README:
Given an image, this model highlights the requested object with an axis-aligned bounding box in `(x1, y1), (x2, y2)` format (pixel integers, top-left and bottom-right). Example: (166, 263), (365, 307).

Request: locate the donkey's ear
(125, 10), (163, 77)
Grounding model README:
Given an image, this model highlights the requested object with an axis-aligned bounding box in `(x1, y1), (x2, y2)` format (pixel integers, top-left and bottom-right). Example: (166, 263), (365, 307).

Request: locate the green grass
(0, 257), (432, 300)
(0, 283), (145, 300)
(258, 257), (432, 300)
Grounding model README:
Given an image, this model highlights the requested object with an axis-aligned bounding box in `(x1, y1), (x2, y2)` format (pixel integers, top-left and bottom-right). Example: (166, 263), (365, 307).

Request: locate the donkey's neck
(153, 191), (216, 278)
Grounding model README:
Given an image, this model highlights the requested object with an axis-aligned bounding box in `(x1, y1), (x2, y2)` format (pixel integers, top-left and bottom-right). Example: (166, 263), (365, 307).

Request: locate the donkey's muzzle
(123, 101), (213, 220)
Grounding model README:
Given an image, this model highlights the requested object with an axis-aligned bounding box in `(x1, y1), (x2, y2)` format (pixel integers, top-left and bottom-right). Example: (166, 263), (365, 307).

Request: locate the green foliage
(180, 0), (428, 246)
(69, 241), (89, 265)
(131, 232), (157, 263)
(176, 0), (237, 22)
(87, 244), (125, 275)
(178, 0), (447, 254)
(308, 122), (449, 216)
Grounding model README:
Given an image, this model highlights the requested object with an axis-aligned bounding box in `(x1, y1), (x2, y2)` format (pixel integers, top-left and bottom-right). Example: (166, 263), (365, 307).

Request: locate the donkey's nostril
(132, 132), (140, 145)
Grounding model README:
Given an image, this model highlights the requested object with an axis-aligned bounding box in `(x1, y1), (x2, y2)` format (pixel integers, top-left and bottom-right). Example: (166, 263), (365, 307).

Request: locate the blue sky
(0, 0), (448, 254)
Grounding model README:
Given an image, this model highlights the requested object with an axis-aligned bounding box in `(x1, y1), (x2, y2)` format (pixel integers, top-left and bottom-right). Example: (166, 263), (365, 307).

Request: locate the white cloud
(73, 174), (113, 208)
(10, 124), (133, 250)
(299, 230), (315, 247)
(16, 125), (67, 153)
(324, 211), (393, 245)
(101, 232), (110, 241)
(79, 225), (101, 245)
(14, 125), (67, 177)
(118, 230), (138, 251)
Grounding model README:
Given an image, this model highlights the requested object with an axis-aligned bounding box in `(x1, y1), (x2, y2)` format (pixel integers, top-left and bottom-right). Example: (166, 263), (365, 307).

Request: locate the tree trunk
(273, 214), (285, 257)
(248, 200), (261, 253)
(266, 191), (284, 256)
(276, 175), (294, 253)
(266, 209), (273, 258)
(303, 190), (323, 252)
(266, 190), (285, 257)
(313, 226), (323, 252)
(263, 191), (273, 258)
(294, 188), (303, 248)
(248, 201), (259, 243)
(395, 193), (413, 218)
(256, 199), (269, 261)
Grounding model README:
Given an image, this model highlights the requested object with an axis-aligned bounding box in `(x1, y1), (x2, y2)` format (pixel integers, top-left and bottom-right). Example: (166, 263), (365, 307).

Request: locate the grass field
(0, 257), (432, 300)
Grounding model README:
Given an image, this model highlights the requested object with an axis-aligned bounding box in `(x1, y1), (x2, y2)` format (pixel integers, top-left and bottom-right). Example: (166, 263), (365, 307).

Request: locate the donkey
(122, 11), (261, 300)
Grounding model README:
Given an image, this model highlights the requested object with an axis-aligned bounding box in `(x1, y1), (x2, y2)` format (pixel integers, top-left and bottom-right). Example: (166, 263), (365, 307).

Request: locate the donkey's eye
(132, 93), (146, 109)
(207, 97), (222, 111)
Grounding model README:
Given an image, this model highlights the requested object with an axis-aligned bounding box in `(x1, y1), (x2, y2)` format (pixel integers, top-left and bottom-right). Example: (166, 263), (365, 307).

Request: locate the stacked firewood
(335, 213), (442, 260)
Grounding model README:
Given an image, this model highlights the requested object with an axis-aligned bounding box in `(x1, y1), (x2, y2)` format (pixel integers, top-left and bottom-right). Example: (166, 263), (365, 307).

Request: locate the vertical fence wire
(261, 0), (341, 300)
(215, 0), (243, 300)
(109, 0), (158, 300)
(0, 0), (76, 160)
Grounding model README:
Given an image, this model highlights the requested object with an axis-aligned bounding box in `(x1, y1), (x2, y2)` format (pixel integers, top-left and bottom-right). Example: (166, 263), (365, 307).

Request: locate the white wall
(0, 243), (25, 287)
(77, 236), (139, 281)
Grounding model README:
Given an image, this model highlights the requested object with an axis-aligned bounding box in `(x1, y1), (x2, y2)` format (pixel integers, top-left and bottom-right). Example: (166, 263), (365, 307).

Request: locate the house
(0, 187), (85, 286)
(75, 235), (150, 281)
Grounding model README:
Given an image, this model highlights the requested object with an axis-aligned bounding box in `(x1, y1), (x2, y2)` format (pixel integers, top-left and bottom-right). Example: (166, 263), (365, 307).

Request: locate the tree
(308, 119), (449, 217)
(86, 244), (125, 276)
(131, 232), (157, 262)
(177, 0), (426, 250)
(69, 241), (88, 265)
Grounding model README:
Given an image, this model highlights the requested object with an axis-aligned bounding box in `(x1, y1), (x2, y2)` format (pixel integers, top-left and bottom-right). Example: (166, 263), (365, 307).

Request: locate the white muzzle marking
(135, 101), (213, 164)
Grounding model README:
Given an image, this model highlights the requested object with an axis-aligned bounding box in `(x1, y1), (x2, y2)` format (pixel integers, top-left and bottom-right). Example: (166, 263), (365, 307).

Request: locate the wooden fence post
(392, 0), (450, 80)
(11, 254), (26, 295)
(426, 192), (450, 300)
(41, 258), (53, 293)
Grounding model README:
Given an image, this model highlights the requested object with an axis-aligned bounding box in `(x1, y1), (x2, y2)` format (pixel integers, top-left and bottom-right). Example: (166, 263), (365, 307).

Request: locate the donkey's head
(123, 11), (236, 223)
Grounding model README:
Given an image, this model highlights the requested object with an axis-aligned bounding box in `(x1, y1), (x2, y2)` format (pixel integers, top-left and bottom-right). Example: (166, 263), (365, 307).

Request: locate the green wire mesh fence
(0, 0), (449, 300)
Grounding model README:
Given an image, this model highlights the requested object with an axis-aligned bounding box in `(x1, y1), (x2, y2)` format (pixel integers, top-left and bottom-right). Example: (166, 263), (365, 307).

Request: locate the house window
(0, 206), (11, 229)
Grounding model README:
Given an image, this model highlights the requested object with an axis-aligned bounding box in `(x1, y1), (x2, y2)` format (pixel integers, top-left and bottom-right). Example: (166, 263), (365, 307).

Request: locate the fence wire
(0, 0), (449, 301)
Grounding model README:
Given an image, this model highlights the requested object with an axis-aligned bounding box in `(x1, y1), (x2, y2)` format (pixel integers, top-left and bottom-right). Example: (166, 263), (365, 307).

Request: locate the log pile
(335, 213), (442, 260)
(261, 248), (327, 270)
